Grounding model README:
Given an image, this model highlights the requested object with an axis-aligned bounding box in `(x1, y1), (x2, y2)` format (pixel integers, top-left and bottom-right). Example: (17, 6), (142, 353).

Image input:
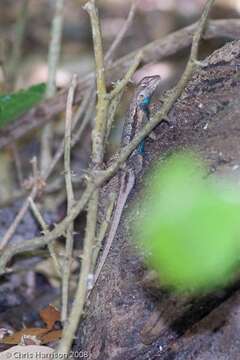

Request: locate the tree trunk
(75, 40), (240, 360)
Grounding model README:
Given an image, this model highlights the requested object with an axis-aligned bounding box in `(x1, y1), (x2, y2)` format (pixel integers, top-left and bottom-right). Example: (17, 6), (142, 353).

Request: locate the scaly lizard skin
(94, 75), (161, 284)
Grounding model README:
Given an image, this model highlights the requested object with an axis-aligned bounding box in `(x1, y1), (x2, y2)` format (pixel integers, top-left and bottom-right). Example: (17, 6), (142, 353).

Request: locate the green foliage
(0, 83), (46, 128)
(134, 152), (240, 294)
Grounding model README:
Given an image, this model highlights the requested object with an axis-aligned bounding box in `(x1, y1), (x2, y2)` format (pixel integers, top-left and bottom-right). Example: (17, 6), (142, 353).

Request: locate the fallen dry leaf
(0, 305), (62, 346)
(41, 330), (62, 344)
(40, 304), (60, 329)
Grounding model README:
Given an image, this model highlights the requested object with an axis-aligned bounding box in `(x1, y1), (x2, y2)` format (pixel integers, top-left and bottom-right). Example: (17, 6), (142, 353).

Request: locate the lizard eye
(137, 94), (145, 105)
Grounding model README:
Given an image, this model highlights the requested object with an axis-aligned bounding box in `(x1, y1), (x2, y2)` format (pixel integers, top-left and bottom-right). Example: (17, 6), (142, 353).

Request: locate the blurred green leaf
(0, 83), (46, 128)
(134, 152), (240, 294)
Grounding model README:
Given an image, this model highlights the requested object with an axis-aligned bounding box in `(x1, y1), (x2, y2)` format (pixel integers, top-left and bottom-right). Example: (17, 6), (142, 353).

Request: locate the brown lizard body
(94, 75), (161, 285)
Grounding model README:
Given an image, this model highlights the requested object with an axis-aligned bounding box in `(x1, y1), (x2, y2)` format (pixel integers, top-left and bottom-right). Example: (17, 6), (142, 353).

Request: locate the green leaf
(134, 152), (240, 294)
(0, 83), (46, 128)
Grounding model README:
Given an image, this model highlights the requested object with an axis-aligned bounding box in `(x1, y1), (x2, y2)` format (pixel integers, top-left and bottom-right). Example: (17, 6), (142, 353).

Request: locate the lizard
(93, 75), (161, 285)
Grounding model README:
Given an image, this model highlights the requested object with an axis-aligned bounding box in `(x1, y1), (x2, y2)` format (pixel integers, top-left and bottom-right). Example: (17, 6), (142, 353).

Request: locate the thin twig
(105, 0), (138, 64)
(64, 76), (76, 211)
(62, 1), (106, 339)
(28, 158), (61, 275)
(41, 0), (65, 174)
(84, 0), (108, 165)
(108, 51), (142, 100)
(8, 0), (29, 87)
(0, 157), (40, 251)
(91, 192), (116, 273)
(28, 197), (47, 230)
(45, 86), (95, 180)
(62, 75), (77, 323)
(0, 189), (36, 252)
(28, 196), (61, 275)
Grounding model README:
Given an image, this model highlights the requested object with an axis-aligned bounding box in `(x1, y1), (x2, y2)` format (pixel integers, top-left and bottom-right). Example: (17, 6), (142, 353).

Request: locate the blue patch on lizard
(137, 95), (151, 155)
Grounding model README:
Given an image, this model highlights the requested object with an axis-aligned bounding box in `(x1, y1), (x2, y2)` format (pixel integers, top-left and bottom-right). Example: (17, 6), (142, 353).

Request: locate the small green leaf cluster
(0, 83), (46, 128)
(134, 153), (240, 294)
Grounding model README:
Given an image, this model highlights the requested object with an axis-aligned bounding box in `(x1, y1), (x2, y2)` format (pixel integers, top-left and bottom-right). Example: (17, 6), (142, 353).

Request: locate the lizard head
(136, 75), (161, 109)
